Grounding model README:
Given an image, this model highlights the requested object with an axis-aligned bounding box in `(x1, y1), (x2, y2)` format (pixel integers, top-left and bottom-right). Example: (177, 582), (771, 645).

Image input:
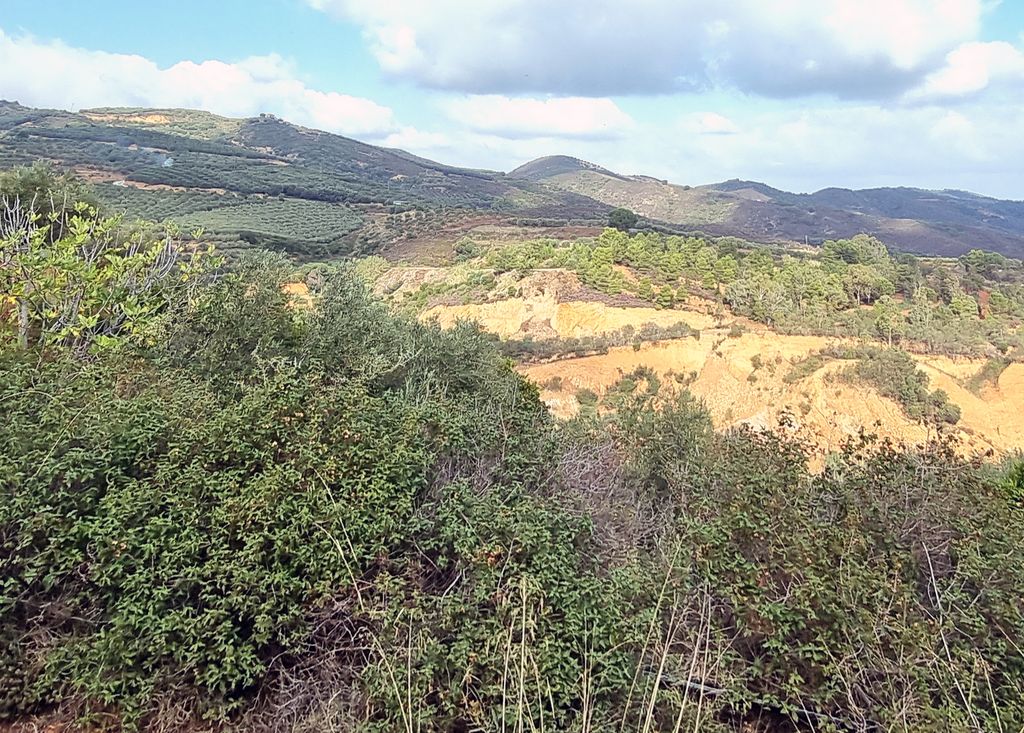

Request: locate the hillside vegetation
(0, 102), (609, 259)
(363, 224), (1024, 457)
(4, 102), (1024, 261)
(3, 169), (1024, 732)
(422, 227), (1024, 359)
(512, 156), (1024, 257)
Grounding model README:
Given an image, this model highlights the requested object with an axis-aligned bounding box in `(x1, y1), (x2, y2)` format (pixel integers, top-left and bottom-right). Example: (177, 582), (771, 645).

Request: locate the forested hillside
(512, 156), (1024, 257)
(0, 102), (609, 259)
(2, 165), (1024, 732)
(4, 102), (1024, 262)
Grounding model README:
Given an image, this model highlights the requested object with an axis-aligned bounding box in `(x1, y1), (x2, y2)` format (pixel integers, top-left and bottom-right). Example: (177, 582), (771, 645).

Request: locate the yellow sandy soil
(423, 298), (715, 339)
(84, 112), (172, 125)
(282, 281), (313, 308)
(418, 277), (1023, 459)
(519, 331), (1024, 459)
(307, 265), (1024, 460)
(409, 267), (717, 338)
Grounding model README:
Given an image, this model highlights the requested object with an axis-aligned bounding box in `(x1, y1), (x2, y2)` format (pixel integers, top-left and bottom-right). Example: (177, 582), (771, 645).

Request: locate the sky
(1, 0), (1023, 198)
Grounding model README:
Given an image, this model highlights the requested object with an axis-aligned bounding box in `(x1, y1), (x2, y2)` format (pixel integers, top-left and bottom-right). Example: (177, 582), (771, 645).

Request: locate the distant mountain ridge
(2, 101), (1023, 258)
(511, 158), (1024, 257)
(0, 101), (610, 258)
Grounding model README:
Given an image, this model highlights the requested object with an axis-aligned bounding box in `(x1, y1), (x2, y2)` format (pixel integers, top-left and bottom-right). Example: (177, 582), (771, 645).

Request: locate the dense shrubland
(498, 322), (697, 363)
(2, 192), (1024, 731)
(3, 170), (1024, 731)
(781, 346), (963, 425)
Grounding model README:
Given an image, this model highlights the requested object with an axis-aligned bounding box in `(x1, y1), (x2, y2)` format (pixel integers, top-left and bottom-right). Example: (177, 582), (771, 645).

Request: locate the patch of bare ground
(519, 331), (1024, 462)
(73, 167), (229, 195)
(422, 283), (1024, 462)
(377, 218), (603, 265)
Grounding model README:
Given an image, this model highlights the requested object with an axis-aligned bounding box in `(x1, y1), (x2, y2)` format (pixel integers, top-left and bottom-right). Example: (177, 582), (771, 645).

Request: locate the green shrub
(839, 347), (960, 424)
(783, 352), (829, 383)
(2, 240), (1023, 732)
(966, 356), (1011, 395)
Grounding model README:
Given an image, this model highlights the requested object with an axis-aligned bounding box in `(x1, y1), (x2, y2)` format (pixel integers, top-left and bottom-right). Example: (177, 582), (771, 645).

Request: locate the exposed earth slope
(372, 265), (1024, 462)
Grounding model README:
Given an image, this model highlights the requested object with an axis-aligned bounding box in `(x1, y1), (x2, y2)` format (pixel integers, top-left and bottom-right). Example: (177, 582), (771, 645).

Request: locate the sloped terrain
(521, 329), (1024, 460)
(4, 101), (1024, 261)
(0, 101), (609, 258)
(388, 264), (1024, 460)
(512, 158), (1024, 257)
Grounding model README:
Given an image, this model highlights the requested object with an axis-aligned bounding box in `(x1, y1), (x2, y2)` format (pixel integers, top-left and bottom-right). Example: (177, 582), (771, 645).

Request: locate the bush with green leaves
(838, 346), (961, 424)
(1, 202), (215, 353)
(604, 389), (1024, 731)
(0, 254), (642, 730)
(2, 245), (1023, 731)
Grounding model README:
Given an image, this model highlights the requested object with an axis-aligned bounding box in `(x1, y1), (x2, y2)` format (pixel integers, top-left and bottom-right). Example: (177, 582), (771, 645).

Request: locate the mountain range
(2, 100), (1022, 259)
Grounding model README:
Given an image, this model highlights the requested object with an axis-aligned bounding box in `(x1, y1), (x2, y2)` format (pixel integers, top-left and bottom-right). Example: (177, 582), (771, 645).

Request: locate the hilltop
(508, 154), (627, 182)
(3, 101), (1024, 259)
(511, 156), (1024, 257)
(0, 102), (609, 259)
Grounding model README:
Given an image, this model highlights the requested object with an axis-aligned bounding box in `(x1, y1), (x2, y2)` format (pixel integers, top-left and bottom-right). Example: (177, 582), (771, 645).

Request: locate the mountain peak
(509, 155), (622, 182)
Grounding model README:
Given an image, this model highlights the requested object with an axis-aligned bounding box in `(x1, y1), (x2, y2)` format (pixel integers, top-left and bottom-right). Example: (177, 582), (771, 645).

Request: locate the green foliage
(2, 222), (1023, 731)
(783, 352), (830, 383)
(460, 230), (1024, 357)
(0, 258), (567, 727)
(499, 321), (695, 363)
(608, 207), (638, 231)
(872, 294), (906, 345)
(0, 162), (97, 241)
(1000, 458), (1024, 504)
(838, 347), (961, 424)
(1, 205), (215, 353)
(966, 356), (1011, 395)
(483, 230), (763, 304)
(622, 403), (1024, 731)
(949, 289), (979, 318)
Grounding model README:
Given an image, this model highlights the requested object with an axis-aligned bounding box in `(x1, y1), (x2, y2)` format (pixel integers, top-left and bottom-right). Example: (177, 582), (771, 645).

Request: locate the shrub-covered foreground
(2, 252), (1024, 731)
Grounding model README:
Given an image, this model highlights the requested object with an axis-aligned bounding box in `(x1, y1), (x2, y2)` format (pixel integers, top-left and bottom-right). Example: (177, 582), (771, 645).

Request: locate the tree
(873, 295), (906, 346)
(608, 207), (638, 231)
(655, 285), (676, 309)
(636, 276), (655, 302)
(949, 289), (979, 318)
(823, 234), (890, 268)
(741, 248), (775, 277)
(693, 246), (719, 289)
(597, 226), (630, 255)
(715, 254), (739, 284)
(725, 274), (790, 325)
(0, 162), (97, 242)
(843, 264), (894, 305)
(1, 205), (214, 352)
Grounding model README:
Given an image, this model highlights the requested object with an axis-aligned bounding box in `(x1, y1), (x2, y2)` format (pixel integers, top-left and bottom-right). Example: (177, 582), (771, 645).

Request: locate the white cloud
(650, 102), (1024, 197)
(308, 0), (983, 98)
(338, 99), (1024, 200)
(0, 29), (396, 137)
(381, 126), (452, 151)
(906, 40), (1024, 102)
(444, 96), (634, 139)
(681, 112), (740, 135)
